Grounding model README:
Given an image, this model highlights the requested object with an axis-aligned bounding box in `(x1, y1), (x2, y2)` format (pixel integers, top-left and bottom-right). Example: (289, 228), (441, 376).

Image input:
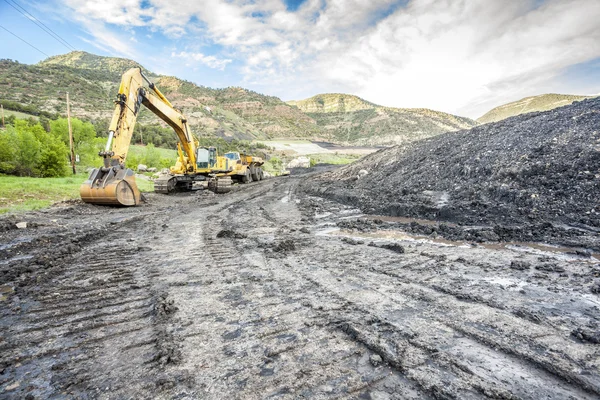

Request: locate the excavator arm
(80, 68), (197, 206)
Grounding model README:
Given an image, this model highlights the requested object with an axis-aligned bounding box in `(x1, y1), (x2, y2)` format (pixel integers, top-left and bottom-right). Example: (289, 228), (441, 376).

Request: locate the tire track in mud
(291, 249), (598, 399)
(226, 178), (599, 399)
(0, 210), (182, 398)
(2, 176), (599, 398)
(181, 178), (432, 399)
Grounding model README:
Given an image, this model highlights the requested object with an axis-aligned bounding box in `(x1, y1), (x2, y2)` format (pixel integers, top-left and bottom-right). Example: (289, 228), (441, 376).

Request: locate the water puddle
(315, 212), (332, 219)
(479, 277), (528, 290)
(0, 237), (33, 251)
(318, 227), (600, 261)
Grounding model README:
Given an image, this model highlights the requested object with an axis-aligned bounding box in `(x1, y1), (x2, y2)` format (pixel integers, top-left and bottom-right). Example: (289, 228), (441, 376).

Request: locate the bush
(143, 143), (161, 168)
(50, 117), (98, 166)
(0, 119), (69, 177)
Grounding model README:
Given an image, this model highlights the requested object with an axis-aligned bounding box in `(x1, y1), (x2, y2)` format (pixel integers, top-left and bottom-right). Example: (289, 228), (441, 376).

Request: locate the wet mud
(0, 174), (599, 399)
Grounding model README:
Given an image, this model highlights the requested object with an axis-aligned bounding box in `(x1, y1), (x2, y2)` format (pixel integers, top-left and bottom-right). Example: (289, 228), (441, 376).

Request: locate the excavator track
(153, 175), (175, 194)
(209, 176), (232, 194)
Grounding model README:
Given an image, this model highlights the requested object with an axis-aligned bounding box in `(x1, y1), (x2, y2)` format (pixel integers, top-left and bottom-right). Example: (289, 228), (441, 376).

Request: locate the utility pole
(1, 104), (4, 128)
(66, 92), (76, 174)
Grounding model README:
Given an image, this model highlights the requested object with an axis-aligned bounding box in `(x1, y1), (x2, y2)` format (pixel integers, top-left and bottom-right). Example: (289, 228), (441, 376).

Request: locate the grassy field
(2, 109), (39, 120)
(129, 144), (178, 160)
(306, 153), (362, 165)
(0, 173), (154, 214)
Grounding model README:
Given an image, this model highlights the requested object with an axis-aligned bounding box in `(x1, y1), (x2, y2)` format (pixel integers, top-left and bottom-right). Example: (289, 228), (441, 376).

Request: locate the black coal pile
(305, 98), (600, 242)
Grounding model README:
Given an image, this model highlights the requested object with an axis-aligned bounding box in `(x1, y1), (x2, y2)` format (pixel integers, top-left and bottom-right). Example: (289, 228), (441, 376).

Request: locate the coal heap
(307, 97), (600, 237)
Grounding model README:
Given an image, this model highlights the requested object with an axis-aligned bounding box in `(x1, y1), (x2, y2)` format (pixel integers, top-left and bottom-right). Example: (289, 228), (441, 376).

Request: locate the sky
(1, 0), (600, 119)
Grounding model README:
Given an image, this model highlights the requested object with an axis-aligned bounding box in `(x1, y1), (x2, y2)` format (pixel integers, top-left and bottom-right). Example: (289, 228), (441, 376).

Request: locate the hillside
(288, 93), (477, 145)
(2, 51), (476, 145)
(1, 51), (322, 141)
(477, 93), (594, 124)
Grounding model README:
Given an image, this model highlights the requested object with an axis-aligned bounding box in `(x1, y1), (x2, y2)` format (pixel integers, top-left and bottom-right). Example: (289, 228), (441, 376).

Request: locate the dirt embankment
(304, 98), (600, 248)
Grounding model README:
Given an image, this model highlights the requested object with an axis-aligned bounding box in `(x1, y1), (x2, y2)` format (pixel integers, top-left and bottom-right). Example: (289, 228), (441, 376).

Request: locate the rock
(273, 240), (296, 252)
(216, 229), (246, 239)
(478, 230), (500, 242)
(510, 261), (531, 270)
(571, 327), (600, 344)
(287, 157), (311, 168)
(369, 354), (383, 367)
(137, 164), (148, 172)
(5, 381), (20, 391)
(147, 167), (157, 173)
(357, 169), (368, 179)
(262, 171), (272, 178)
(16, 222), (27, 229)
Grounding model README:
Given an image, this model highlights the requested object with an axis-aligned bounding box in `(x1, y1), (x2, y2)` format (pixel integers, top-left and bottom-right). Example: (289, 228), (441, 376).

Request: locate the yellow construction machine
(80, 67), (266, 206)
(80, 67), (227, 205)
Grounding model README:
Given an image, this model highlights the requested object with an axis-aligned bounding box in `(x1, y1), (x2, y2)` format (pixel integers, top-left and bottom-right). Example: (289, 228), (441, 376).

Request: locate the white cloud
(171, 51), (232, 70)
(75, 19), (136, 57)
(58, 0), (600, 118)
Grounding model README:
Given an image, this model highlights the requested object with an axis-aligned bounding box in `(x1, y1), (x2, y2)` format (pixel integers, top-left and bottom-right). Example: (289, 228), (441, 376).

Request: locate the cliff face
(288, 93), (477, 145)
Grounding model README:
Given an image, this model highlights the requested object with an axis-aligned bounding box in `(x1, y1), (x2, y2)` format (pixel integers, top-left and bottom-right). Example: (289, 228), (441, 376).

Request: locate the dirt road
(1, 174), (599, 399)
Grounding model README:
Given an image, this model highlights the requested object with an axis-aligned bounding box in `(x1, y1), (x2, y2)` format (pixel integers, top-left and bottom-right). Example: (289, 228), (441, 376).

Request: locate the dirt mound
(305, 98), (600, 240)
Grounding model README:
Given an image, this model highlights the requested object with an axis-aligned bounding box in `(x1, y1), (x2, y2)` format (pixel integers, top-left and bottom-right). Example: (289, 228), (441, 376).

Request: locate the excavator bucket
(80, 167), (142, 206)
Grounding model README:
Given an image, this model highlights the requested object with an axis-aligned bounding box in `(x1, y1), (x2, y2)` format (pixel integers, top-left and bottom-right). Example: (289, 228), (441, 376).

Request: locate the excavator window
(196, 148), (210, 168)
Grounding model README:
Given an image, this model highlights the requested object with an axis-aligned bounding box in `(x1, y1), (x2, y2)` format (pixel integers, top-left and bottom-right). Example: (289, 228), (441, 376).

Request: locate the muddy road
(1, 174), (599, 399)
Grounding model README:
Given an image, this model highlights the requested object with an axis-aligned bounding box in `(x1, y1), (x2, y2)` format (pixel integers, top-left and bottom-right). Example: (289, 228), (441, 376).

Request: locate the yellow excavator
(80, 67), (232, 206)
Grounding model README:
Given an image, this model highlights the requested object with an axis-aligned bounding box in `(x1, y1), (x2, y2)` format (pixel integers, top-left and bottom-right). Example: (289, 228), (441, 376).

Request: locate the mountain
(287, 93), (477, 146)
(1, 51), (474, 145)
(477, 93), (595, 124)
(1, 51), (322, 141)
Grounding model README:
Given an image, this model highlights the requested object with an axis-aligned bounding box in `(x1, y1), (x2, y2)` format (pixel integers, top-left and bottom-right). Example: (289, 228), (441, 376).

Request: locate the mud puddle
(321, 227), (600, 261)
(0, 237), (33, 251)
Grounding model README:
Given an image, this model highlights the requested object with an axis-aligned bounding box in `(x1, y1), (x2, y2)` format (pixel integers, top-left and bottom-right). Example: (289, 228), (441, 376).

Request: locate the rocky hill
(1, 51), (475, 145)
(288, 93), (477, 145)
(306, 97), (600, 245)
(477, 93), (594, 124)
(1, 51), (322, 140)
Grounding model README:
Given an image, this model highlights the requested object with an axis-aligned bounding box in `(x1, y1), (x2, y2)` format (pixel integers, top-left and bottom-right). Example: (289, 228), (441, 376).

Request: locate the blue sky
(1, 0), (600, 118)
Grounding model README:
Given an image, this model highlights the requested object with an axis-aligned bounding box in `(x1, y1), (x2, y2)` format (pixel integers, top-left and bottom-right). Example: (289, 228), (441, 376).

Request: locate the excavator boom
(80, 68), (197, 206)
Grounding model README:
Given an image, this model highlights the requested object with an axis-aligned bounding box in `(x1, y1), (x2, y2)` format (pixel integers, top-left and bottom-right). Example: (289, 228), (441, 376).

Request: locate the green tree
(50, 118), (97, 165)
(143, 143), (161, 168)
(1, 119), (69, 177)
(15, 128), (41, 176)
(38, 139), (68, 177)
(0, 127), (18, 173)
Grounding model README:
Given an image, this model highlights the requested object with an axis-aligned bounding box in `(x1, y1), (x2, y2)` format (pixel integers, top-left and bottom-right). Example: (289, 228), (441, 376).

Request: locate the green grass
(2, 109), (39, 120)
(129, 144), (178, 160)
(0, 173), (154, 214)
(306, 153), (361, 165)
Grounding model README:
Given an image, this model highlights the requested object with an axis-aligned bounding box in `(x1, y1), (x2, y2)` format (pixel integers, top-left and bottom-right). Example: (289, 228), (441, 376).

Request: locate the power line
(0, 25), (50, 57)
(3, 0), (76, 52)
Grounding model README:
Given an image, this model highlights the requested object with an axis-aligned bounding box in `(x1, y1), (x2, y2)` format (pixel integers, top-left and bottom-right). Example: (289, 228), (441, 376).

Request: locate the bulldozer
(80, 67), (260, 206)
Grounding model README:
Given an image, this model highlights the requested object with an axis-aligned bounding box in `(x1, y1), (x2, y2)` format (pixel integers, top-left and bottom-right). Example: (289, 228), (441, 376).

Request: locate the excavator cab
(196, 147), (217, 169)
